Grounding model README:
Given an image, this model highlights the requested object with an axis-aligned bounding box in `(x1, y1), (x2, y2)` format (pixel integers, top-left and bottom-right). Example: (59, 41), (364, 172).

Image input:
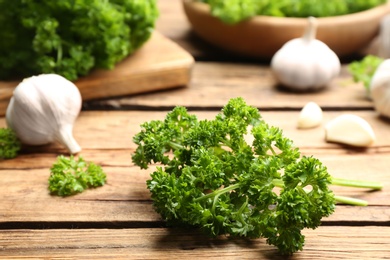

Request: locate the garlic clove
(297, 102), (323, 129)
(325, 114), (375, 147)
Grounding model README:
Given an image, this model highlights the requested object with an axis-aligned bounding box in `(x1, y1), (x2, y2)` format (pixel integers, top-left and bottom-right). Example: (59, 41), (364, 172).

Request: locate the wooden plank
(1, 110), (388, 152)
(87, 63), (372, 110)
(1, 110), (389, 223)
(0, 226), (389, 259)
(0, 164), (389, 223)
(0, 31), (194, 116)
(1, 110), (389, 197)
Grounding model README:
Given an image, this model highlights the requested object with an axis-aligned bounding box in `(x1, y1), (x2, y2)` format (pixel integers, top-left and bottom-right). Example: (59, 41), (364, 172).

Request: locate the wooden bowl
(182, 0), (390, 59)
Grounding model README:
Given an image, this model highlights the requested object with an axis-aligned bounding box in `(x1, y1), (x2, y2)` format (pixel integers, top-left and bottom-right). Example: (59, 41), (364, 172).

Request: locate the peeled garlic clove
(325, 114), (375, 147)
(297, 102), (323, 129)
(6, 74), (82, 154)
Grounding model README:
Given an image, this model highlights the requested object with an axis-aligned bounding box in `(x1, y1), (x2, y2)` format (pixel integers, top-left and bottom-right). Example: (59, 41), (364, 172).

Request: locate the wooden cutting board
(0, 31), (194, 116)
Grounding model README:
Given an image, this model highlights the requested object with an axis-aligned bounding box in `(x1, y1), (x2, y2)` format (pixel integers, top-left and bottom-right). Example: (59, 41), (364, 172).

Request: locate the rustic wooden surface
(1, 0), (390, 259)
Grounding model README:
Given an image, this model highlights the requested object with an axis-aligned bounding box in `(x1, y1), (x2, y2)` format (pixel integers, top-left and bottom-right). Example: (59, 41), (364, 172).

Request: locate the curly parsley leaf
(0, 0), (159, 81)
(0, 128), (21, 159)
(200, 0), (386, 24)
(348, 55), (384, 91)
(48, 155), (107, 196)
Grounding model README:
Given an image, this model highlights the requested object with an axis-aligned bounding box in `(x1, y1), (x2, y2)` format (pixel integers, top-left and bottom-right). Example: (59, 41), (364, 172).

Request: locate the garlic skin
(325, 114), (375, 147)
(271, 17), (341, 90)
(370, 59), (390, 118)
(6, 74), (82, 154)
(297, 102), (323, 129)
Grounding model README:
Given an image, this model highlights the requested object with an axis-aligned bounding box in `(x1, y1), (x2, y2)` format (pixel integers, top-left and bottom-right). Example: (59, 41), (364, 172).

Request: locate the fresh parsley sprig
(348, 55), (384, 91)
(0, 128), (21, 159)
(132, 97), (382, 254)
(48, 155), (107, 196)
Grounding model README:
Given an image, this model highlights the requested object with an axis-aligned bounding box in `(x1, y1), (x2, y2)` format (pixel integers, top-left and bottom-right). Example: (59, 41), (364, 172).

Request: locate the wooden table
(1, 1), (390, 259)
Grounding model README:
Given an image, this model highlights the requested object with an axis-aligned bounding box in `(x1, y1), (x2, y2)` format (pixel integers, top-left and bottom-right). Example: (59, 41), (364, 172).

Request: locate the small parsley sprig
(132, 97), (382, 255)
(0, 128), (21, 159)
(48, 155), (107, 196)
(348, 55), (384, 91)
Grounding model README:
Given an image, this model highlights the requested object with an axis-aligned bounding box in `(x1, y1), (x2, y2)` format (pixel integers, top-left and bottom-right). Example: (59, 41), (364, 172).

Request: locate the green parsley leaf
(48, 155), (107, 196)
(132, 97), (382, 254)
(200, 0), (386, 24)
(132, 97), (335, 254)
(348, 55), (384, 91)
(0, 0), (159, 80)
(0, 128), (21, 159)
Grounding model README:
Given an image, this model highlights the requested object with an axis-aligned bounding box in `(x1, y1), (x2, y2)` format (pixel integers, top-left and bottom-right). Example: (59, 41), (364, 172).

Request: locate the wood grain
(2, 110), (388, 152)
(0, 166), (388, 223)
(1, 227), (389, 259)
(0, 31), (194, 116)
(86, 62), (373, 110)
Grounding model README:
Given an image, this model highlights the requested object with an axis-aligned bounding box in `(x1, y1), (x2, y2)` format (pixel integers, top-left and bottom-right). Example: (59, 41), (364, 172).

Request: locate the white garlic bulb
(271, 17), (341, 90)
(370, 59), (390, 118)
(6, 74), (82, 154)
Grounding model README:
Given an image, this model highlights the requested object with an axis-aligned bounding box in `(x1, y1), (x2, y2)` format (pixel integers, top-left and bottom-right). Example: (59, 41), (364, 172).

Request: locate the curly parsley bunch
(132, 97), (336, 254)
(0, 0), (159, 80)
(133, 97), (383, 254)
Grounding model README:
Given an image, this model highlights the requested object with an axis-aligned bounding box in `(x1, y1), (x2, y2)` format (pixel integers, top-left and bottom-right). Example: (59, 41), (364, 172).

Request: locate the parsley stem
(57, 42), (63, 64)
(211, 192), (222, 213)
(272, 179), (284, 188)
(168, 141), (186, 151)
(237, 196), (249, 223)
(331, 178), (383, 190)
(334, 195), (368, 207)
(192, 177), (381, 206)
(194, 183), (241, 202)
(269, 146), (277, 156)
(272, 178), (373, 206)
